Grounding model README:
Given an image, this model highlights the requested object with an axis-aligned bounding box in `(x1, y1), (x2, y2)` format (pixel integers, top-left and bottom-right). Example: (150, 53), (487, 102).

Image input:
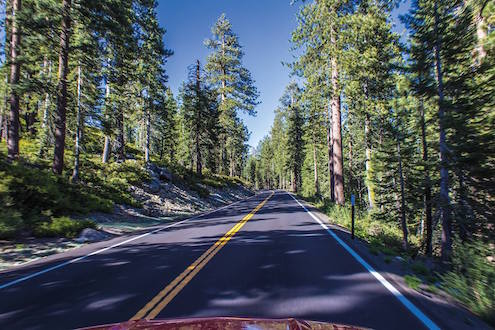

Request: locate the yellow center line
(130, 191), (274, 320)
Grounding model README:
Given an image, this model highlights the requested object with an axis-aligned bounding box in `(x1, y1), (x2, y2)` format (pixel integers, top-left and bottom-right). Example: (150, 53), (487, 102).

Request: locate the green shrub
(190, 183), (210, 198)
(425, 284), (439, 294)
(33, 217), (96, 238)
(164, 164), (211, 197)
(441, 241), (495, 324)
(307, 196), (418, 257)
(405, 275), (422, 290)
(411, 262), (430, 277)
(0, 149), (128, 239)
(0, 207), (23, 239)
(202, 177), (225, 188)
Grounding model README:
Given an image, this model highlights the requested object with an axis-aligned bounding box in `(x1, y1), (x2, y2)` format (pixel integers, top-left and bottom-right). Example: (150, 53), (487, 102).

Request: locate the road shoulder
(0, 192), (260, 281)
(293, 194), (492, 330)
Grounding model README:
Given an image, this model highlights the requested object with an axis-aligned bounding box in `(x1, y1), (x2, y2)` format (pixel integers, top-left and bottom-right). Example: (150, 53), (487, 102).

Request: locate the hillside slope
(0, 141), (253, 269)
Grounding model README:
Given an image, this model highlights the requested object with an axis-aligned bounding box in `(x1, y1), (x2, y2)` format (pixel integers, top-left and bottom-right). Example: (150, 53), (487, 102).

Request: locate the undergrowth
(441, 240), (495, 324)
(304, 194), (495, 326)
(164, 163), (251, 198)
(306, 195), (419, 257)
(0, 138), (149, 239)
(0, 136), (251, 240)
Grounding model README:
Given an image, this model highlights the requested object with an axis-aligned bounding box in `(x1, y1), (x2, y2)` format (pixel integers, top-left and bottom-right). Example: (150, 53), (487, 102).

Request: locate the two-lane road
(1, 191), (439, 329)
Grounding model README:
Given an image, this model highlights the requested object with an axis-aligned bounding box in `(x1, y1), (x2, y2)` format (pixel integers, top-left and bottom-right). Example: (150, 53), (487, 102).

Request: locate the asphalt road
(1, 191), (441, 329)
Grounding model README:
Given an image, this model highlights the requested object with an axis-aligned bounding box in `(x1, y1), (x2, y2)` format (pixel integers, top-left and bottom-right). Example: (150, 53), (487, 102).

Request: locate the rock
(147, 177), (161, 193)
(146, 163), (172, 182)
(159, 168), (173, 181)
(75, 228), (111, 243)
(147, 163), (159, 173)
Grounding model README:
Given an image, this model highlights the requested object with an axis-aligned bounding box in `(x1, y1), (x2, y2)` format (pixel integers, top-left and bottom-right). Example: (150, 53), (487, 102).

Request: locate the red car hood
(80, 317), (366, 330)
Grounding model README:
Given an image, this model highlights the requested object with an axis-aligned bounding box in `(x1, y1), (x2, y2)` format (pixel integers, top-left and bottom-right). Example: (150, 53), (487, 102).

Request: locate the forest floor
(0, 165), (253, 271)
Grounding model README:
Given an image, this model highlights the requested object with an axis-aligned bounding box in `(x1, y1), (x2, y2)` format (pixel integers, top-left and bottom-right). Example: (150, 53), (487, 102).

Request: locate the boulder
(147, 177), (161, 193)
(159, 168), (173, 181)
(146, 163), (172, 181)
(75, 228), (111, 243)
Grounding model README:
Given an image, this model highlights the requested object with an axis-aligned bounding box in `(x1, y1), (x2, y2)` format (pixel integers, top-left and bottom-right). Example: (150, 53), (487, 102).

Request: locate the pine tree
(283, 82), (304, 193)
(7, 0), (21, 161)
(100, 0), (138, 164)
(204, 14), (259, 175)
(153, 88), (177, 163)
(180, 60), (218, 176)
(406, 0), (481, 260)
(135, 0), (172, 164)
(51, 0), (71, 174)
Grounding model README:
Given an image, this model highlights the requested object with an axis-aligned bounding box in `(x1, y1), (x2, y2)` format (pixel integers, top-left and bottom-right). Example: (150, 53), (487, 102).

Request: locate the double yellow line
(131, 191), (274, 320)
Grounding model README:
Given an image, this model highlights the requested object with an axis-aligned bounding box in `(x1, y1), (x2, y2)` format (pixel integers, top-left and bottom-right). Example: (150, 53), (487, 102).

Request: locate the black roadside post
(351, 194), (355, 240)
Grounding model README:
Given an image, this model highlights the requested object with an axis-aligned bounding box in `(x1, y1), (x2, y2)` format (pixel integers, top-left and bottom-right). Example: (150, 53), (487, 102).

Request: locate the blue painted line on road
(288, 192), (441, 330)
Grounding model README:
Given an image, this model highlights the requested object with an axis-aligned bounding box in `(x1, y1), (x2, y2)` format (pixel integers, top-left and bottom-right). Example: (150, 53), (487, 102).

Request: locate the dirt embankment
(0, 164), (253, 270)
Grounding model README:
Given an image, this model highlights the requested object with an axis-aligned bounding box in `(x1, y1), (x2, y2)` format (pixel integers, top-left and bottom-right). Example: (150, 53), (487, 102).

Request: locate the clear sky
(156, 0), (411, 150)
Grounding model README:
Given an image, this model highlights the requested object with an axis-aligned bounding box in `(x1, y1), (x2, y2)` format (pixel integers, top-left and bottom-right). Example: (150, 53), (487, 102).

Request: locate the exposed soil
(0, 171), (253, 271)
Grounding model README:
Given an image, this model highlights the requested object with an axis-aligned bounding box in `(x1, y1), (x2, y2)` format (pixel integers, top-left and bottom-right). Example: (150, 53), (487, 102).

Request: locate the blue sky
(157, 0), (411, 150)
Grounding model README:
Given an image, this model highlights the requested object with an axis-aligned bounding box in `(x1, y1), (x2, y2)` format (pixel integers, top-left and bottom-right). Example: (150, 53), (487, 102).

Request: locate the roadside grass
(1, 134), (252, 240)
(441, 240), (495, 325)
(33, 217), (97, 238)
(0, 137), (149, 239)
(303, 194), (495, 326)
(162, 162), (251, 198)
(305, 195), (419, 257)
(404, 274), (422, 290)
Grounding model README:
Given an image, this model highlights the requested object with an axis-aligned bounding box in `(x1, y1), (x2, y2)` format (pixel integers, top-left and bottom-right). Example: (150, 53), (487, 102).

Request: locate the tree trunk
(365, 113), (374, 209)
(1, 72), (8, 142)
(229, 151), (234, 177)
(348, 137), (353, 196)
(291, 171), (295, 192)
(7, 0), (21, 161)
(0, 113), (3, 143)
(419, 101), (433, 255)
(169, 140), (174, 163)
(39, 58), (52, 158)
(115, 109), (125, 162)
(144, 99), (151, 164)
(4, 0), (12, 147)
(331, 44), (344, 205)
(195, 60), (202, 175)
(434, 0), (452, 261)
(397, 136), (409, 251)
(325, 102), (334, 201)
(102, 136), (111, 163)
(475, 6), (487, 62)
(219, 35), (227, 176)
(312, 129), (320, 196)
(0, 76), (5, 142)
(102, 83), (111, 163)
(52, 0), (71, 174)
(72, 65), (82, 182)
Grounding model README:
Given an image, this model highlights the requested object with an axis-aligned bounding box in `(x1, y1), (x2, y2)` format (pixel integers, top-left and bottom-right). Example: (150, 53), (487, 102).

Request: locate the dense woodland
(0, 1), (257, 236)
(0, 0), (257, 175)
(245, 0), (494, 320)
(249, 0), (494, 256)
(0, 0), (493, 322)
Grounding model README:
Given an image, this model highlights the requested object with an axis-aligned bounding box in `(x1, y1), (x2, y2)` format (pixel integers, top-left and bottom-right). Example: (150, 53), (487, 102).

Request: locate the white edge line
(287, 192), (440, 330)
(0, 193), (260, 290)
